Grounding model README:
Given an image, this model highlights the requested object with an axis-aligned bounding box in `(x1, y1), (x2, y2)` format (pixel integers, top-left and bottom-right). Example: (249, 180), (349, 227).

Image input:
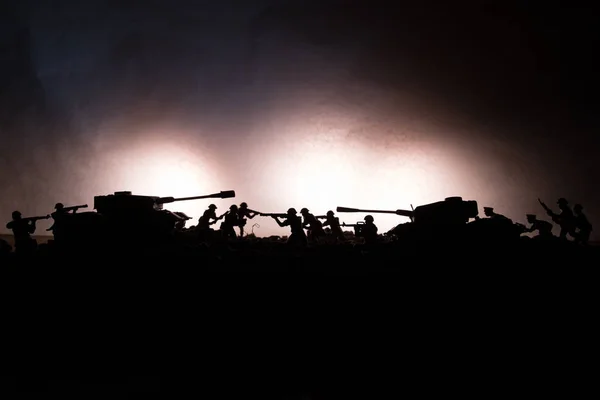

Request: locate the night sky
(1, 0), (598, 238)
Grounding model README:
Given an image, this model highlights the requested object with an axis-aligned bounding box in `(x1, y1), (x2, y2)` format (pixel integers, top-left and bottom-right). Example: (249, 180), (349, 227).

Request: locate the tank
(56, 190), (235, 248)
(337, 197), (479, 241)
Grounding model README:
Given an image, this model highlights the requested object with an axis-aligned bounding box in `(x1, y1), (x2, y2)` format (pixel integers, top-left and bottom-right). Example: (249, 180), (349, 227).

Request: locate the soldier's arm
(272, 216), (287, 227)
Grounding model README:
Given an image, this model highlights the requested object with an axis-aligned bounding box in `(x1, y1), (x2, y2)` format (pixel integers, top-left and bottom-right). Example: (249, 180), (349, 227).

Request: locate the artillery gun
(337, 196), (479, 242)
(56, 190), (235, 247)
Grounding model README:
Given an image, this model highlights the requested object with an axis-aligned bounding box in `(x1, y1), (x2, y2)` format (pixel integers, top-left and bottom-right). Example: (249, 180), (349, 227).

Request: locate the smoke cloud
(1, 0), (597, 238)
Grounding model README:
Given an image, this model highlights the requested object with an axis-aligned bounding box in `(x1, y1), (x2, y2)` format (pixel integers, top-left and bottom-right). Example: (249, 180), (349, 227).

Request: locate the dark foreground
(2, 238), (597, 399)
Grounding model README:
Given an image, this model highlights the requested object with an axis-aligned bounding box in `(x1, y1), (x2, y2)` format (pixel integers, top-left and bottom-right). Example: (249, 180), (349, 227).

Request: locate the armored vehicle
(57, 190), (235, 247)
(337, 196), (479, 242)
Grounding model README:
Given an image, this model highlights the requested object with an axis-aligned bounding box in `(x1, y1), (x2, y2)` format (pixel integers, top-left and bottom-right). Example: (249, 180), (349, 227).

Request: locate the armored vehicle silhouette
(337, 196), (479, 241)
(57, 190), (235, 247)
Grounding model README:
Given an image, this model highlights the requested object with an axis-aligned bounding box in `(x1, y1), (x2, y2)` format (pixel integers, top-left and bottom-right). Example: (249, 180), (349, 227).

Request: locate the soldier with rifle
(523, 214), (554, 239)
(342, 215), (379, 244)
(6, 211), (49, 253)
(300, 208), (325, 243)
(196, 204), (223, 240)
(320, 210), (345, 242)
(483, 207), (512, 222)
(237, 202), (259, 237)
(263, 208), (307, 247)
(572, 204), (592, 245)
(46, 202), (88, 242)
(220, 204), (240, 239)
(538, 198), (575, 240)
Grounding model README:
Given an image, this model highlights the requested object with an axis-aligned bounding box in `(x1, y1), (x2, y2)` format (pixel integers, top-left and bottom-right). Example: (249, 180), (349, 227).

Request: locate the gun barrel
(157, 190), (236, 204)
(24, 215), (51, 222)
(63, 204), (88, 211)
(260, 213), (288, 218)
(337, 206), (414, 217)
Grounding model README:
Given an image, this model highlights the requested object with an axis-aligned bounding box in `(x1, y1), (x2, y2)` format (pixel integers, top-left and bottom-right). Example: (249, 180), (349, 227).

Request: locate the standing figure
(221, 205), (239, 239)
(271, 208), (308, 247)
(539, 198), (575, 239)
(523, 214), (554, 239)
(300, 208), (326, 243)
(321, 210), (345, 242)
(237, 202), (259, 237)
(6, 211), (38, 253)
(357, 215), (379, 244)
(572, 204), (592, 245)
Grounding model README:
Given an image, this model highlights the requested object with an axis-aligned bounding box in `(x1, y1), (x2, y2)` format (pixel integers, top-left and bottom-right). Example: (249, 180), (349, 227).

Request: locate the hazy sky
(1, 0), (599, 237)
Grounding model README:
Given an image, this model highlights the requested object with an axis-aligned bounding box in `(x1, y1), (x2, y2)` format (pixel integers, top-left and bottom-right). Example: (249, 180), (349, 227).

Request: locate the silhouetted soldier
(197, 204), (222, 240)
(300, 208), (325, 243)
(572, 204), (592, 245)
(539, 198), (575, 240)
(321, 210), (345, 242)
(6, 211), (38, 253)
(237, 202), (259, 237)
(483, 207), (512, 222)
(358, 215), (379, 244)
(271, 208), (308, 247)
(523, 214), (554, 239)
(46, 203), (74, 242)
(221, 205), (239, 239)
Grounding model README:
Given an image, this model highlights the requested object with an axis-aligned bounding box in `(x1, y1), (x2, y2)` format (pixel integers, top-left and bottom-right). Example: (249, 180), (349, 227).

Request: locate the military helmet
(483, 207), (494, 213)
(526, 214), (536, 220)
(557, 198), (568, 205)
(208, 204), (217, 210)
(326, 210), (334, 217)
(55, 203), (64, 210)
(287, 208), (297, 215)
(364, 215), (374, 222)
(12, 210), (22, 219)
(230, 204), (238, 211)
(240, 202), (248, 208)
(300, 208), (309, 214)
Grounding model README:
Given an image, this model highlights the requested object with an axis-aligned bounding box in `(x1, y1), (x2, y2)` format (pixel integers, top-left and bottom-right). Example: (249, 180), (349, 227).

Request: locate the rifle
(62, 204), (88, 213)
(538, 198), (553, 216)
(341, 222), (365, 228)
(22, 215), (51, 223)
(259, 213), (288, 218)
(315, 215), (328, 219)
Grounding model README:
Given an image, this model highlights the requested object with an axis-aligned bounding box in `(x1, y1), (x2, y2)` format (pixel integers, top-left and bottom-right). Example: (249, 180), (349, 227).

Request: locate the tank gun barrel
(157, 190), (236, 205)
(336, 206), (414, 218)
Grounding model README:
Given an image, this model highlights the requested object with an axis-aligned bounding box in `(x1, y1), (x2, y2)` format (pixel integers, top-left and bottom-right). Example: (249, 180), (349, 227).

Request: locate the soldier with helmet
(196, 204), (223, 240)
(523, 214), (554, 239)
(483, 207), (512, 222)
(221, 204), (240, 239)
(539, 197), (575, 239)
(271, 208), (307, 247)
(46, 203), (75, 242)
(300, 207), (325, 243)
(357, 215), (379, 244)
(321, 210), (345, 242)
(237, 202), (259, 237)
(6, 211), (38, 253)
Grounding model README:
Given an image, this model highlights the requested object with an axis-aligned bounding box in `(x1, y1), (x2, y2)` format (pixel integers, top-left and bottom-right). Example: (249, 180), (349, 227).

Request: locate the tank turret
(337, 197), (479, 241)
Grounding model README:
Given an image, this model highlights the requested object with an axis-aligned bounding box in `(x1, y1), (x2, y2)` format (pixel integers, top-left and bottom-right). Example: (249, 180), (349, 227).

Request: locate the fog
(1, 0), (597, 238)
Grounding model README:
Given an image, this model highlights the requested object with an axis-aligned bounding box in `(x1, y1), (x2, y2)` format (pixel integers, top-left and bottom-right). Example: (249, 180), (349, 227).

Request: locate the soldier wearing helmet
(218, 204), (240, 239)
(524, 214), (554, 239)
(483, 207), (512, 222)
(321, 210), (344, 242)
(237, 202), (259, 237)
(270, 208), (307, 247)
(196, 204), (223, 240)
(539, 197), (575, 239)
(300, 207), (325, 243)
(357, 215), (379, 244)
(6, 210), (37, 253)
(46, 202), (73, 241)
